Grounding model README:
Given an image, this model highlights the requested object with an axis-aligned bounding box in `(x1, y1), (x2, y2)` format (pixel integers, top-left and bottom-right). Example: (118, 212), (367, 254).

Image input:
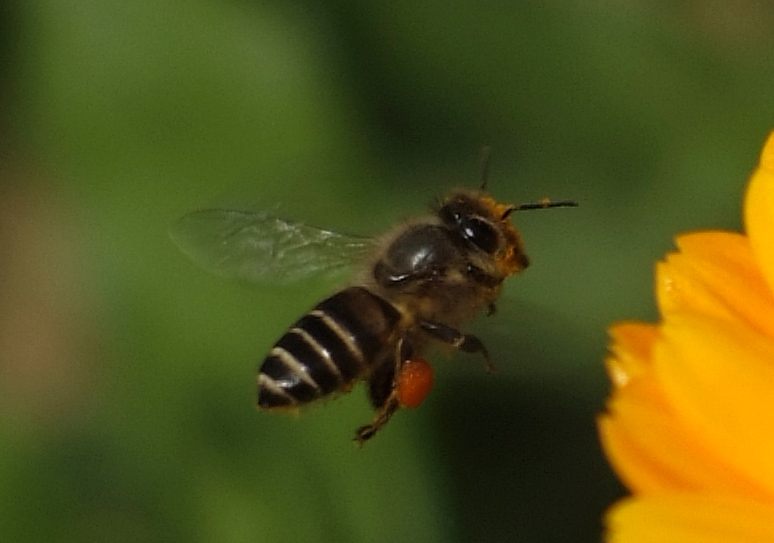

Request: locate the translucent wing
(170, 208), (375, 283)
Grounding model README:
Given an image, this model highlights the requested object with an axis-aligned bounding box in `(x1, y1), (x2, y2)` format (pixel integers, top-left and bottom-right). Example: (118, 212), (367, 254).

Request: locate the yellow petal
(598, 411), (695, 494)
(654, 313), (774, 496)
(602, 322), (747, 495)
(599, 374), (771, 499)
(605, 495), (774, 543)
(656, 232), (774, 338)
(605, 323), (659, 388)
(745, 131), (774, 299)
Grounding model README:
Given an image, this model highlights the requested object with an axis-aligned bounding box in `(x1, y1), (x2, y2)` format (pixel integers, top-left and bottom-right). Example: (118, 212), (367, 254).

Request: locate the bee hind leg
(419, 320), (495, 372)
(353, 338), (411, 446)
(354, 396), (400, 445)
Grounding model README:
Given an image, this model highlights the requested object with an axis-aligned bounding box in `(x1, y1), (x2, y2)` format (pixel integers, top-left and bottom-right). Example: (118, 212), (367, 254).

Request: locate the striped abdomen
(257, 286), (402, 409)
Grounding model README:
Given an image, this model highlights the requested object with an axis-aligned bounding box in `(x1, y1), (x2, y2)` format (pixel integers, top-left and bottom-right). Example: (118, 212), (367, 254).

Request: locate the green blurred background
(1, 1), (773, 541)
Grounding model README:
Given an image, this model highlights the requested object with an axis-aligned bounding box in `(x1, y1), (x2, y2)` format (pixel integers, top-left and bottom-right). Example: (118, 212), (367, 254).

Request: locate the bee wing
(170, 208), (376, 283)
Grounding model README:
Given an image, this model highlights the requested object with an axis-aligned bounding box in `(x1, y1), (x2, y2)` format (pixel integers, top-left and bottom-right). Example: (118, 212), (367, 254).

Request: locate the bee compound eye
(460, 216), (499, 254)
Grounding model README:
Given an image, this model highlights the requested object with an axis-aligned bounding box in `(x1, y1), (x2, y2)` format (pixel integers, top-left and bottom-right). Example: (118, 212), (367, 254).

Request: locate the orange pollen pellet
(396, 358), (435, 408)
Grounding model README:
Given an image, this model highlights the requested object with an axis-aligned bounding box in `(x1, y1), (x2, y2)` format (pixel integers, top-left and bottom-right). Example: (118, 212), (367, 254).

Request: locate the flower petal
(605, 323), (659, 388)
(745, 131), (774, 299)
(654, 313), (774, 497)
(599, 374), (769, 498)
(601, 322), (753, 495)
(605, 495), (774, 543)
(656, 232), (774, 339)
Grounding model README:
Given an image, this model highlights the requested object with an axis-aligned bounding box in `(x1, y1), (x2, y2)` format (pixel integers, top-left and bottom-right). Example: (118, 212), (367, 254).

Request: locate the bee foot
(353, 425), (377, 446)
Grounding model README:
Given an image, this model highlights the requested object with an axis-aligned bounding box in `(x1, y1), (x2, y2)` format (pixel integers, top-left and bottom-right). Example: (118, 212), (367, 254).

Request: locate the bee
(172, 153), (576, 444)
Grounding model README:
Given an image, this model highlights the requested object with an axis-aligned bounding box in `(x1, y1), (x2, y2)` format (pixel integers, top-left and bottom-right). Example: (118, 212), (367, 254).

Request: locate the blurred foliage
(2, 0), (774, 541)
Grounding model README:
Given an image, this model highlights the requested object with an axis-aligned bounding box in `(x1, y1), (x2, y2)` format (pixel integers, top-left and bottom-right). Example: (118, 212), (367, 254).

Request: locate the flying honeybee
(172, 153), (576, 444)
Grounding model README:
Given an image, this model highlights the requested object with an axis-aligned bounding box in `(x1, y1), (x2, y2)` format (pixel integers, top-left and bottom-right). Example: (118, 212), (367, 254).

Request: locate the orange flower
(598, 132), (774, 541)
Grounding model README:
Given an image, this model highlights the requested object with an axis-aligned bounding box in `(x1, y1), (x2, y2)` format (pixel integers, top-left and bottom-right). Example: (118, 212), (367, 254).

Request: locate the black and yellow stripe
(257, 287), (401, 408)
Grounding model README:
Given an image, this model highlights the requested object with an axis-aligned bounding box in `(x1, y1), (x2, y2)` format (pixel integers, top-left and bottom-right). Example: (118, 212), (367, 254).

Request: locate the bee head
(435, 149), (576, 276)
(437, 191), (529, 275)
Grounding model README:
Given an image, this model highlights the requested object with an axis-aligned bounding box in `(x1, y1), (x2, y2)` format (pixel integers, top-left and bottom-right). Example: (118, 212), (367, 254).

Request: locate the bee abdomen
(258, 286), (402, 409)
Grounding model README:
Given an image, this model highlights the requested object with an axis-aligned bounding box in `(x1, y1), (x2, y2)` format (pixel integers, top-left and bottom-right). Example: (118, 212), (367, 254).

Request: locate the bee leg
(354, 339), (411, 446)
(419, 320), (496, 373)
(487, 302), (497, 316)
(354, 397), (400, 445)
(366, 357), (396, 411)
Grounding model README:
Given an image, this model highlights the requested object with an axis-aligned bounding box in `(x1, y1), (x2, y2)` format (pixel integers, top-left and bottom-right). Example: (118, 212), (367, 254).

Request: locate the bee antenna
(478, 146), (491, 191)
(512, 199), (579, 212)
